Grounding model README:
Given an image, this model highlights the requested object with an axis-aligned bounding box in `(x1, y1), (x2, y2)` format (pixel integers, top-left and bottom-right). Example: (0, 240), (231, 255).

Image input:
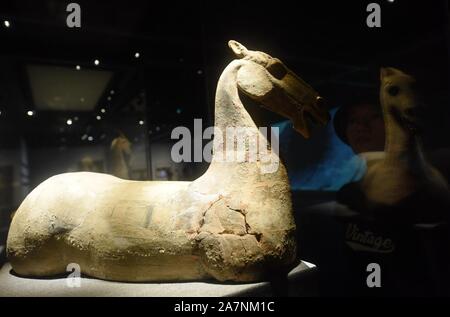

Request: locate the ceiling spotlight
(107, 96), (112, 101)
(94, 59), (100, 66)
(135, 52), (140, 58)
(155, 126), (160, 131)
(74, 116), (79, 121)
(76, 65), (81, 70)
(100, 108), (106, 113)
(139, 120), (144, 126)
(3, 20), (10, 28)
(27, 110), (34, 116)
(66, 119), (73, 125)
(387, 0), (394, 2)
(81, 134), (88, 141)
(88, 136), (93, 141)
(110, 90), (115, 95)
(176, 108), (182, 114)
(197, 69), (203, 75)
(96, 115), (101, 120)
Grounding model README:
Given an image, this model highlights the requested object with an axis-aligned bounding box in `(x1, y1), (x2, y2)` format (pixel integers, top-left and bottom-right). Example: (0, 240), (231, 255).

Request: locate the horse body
(8, 172), (200, 280)
(8, 162), (295, 282)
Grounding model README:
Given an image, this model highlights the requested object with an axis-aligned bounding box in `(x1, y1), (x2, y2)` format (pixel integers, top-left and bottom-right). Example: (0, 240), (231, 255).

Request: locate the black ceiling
(0, 0), (449, 148)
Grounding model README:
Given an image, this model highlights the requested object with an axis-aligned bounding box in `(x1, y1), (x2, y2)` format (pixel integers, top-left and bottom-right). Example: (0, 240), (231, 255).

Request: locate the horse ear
(380, 67), (400, 80)
(228, 40), (248, 58)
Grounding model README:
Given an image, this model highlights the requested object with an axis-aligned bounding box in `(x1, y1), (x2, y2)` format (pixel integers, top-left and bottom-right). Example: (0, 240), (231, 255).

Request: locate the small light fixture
(76, 65), (81, 70)
(96, 115), (101, 120)
(3, 20), (10, 28)
(197, 69), (203, 75)
(81, 134), (88, 141)
(107, 96), (112, 101)
(176, 108), (182, 114)
(74, 116), (79, 121)
(27, 110), (34, 116)
(101, 108), (106, 113)
(110, 90), (115, 95)
(66, 119), (73, 125)
(135, 52), (140, 58)
(139, 120), (144, 126)
(155, 126), (160, 132)
(94, 59), (100, 66)
(88, 136), (94, 141)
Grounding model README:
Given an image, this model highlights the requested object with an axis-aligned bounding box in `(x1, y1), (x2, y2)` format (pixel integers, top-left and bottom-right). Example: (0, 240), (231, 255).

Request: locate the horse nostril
(315, 96), (327, 110)
(404, 108), (417, 117)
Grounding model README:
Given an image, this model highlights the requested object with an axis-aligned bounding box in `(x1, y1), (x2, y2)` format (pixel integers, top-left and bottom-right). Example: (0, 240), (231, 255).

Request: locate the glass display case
(0, 0), (449, 300)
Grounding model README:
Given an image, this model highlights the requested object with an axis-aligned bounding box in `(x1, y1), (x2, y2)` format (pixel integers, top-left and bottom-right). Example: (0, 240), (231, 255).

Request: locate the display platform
(0, 261), (317, 297)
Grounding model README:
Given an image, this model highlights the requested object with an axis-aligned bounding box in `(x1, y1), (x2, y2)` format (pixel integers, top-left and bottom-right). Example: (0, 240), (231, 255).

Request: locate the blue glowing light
(273, 108), (366, 191)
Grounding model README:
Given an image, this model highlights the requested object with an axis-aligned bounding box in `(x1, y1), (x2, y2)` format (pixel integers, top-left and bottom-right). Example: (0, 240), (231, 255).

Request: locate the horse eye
(388, 86), (400, 96)
(266, 62), (287, 80)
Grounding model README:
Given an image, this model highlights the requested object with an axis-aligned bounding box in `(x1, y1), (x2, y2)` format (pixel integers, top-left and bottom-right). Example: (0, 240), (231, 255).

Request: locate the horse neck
(212, 60), (260, 161)
(212, 60), (270, 164)
(382, 98), (426, 168)
(194, 59), (286, 191)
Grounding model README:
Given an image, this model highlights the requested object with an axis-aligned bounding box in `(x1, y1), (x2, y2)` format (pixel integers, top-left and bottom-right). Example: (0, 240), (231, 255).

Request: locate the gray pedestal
(0, 261), (317, 297)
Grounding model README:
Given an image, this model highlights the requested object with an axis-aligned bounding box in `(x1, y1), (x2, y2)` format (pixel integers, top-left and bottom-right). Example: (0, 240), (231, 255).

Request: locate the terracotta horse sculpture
(7, 41), (328, 282)
(340, 67), (450, 222)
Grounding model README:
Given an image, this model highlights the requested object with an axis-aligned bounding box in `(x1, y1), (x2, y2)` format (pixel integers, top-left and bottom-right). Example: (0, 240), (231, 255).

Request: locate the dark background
(0, 0), (448, 150)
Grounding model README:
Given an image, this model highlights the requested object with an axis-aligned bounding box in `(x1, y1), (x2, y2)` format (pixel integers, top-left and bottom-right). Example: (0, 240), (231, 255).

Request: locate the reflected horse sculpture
(340, 67), (450, 222)
(79, 157), (102, 173)
(110, 132), (132, 179)
(7, 41), (328, 282)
